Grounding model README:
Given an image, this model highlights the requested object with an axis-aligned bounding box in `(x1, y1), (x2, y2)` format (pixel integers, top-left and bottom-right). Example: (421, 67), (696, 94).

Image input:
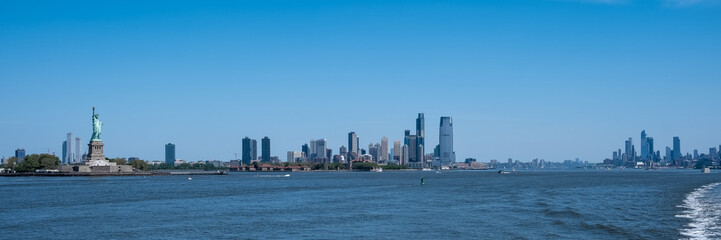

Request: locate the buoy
(420, 177), (424, 185)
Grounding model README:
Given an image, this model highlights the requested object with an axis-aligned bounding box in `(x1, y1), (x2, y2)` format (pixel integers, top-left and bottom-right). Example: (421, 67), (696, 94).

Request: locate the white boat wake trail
(676, 182), (721, 240)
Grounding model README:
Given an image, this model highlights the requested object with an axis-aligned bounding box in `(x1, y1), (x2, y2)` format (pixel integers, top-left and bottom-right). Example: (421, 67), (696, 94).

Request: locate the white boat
(284, 174), (291, 177)
(374, 168), (383, 172)
(703, 168), (711, 173)
(421, 168), (432, 171)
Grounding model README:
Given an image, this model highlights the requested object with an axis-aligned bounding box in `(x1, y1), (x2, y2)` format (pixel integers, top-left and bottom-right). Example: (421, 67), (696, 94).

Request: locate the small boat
(498, 170), (511, 174)
(703, 167), (711, 173)
(284, 174), (291, 177)
(421, 168), (432, 171)
(188, 177), (192, 180)
(374, 168), (383, 173)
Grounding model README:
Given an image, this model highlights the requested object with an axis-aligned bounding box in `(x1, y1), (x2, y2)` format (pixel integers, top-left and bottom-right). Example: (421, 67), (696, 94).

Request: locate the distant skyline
(1, 0), (719, 162)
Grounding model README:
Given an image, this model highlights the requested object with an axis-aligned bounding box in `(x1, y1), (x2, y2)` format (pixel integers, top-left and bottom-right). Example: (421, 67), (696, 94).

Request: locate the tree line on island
(1, 154), (409, 172)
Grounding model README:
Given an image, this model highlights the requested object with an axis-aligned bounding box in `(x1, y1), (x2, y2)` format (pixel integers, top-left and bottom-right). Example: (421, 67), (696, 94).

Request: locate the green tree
(129, 160), (148, 171)
(15, 154), (59, 172)
(252, 161), (260, 169)
(1, 157), (17, 169)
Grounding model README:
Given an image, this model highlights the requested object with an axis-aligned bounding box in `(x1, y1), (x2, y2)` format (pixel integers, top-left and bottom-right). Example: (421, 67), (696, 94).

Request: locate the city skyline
(1, 1), (720, 162)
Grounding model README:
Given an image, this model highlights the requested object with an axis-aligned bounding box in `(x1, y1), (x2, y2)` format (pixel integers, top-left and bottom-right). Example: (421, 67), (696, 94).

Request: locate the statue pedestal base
(85, 140), (113, 166)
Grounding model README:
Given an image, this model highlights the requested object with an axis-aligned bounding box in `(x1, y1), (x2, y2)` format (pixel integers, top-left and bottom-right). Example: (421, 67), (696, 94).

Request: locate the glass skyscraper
(439, 116), (455, 166)
(15, 148), (25, 163)
(165, 143), (176, 165)
(242, 137), (252, 165)
(261, 137), (270, 162)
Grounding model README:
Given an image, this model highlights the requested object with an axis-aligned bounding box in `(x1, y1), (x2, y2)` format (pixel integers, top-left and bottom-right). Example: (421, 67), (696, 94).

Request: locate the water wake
(676, 182), (721, 240)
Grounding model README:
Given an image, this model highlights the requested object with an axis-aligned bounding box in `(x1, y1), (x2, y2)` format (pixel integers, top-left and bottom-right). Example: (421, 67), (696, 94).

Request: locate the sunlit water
(0, 170), (719, 239)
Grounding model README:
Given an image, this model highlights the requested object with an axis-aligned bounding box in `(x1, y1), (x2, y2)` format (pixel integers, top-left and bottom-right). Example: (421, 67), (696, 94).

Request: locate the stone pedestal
(85, 140), (111, 166)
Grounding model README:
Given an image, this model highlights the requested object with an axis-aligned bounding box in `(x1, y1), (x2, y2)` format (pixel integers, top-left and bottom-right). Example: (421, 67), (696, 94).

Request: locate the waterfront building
(261, 137), (270, 162)
(242, 137), (252, 165)
(625, 138), (634, 163)
(65, 132), (73, 164)
(393, 141), (401, 161)
(439, 116), (455, 166)
(302, 144), (309, 159)
(165, 143), (176, 165)
(75, 137), (81, 163)
(673, 137), (681, 160)
(15, 148), (25, 163)
(380, 137), (388, 162)
(251, 139), (258, 161)
(401, 145), (409, 165)
(641, 131), (648, 160)
(62, 141), (68, 164)
(408, 135), (418, 163)
(348, 132), (359, 155)
(339, 145), (347, 159)
(287, 151), (303, 162)
(416, 113), (425, 165)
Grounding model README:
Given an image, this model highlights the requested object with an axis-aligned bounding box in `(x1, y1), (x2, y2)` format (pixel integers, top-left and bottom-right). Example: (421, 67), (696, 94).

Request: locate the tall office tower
(439, 116), (455, 166)
(647, 137), (654, 160)
(165, 143), (176, 165)
(309, 139), (317, 159)
(673, 137), (681, 160)
(625, 138), (633, 162)
(261, 137), (271, 162)
(404, 130), (410, 145)
(641, 131), (648, 160)
(408, 135), (418, 162)
(242, 137), (252, 165)
(710, 148), (718, 160)
(401, 145), (409, 165)
(62, 141), (68, 164)
(65, 132), (72, 164)
(665, 147), (672, 162)
(287, 151), (303, 163)
(251, 139), (258, 160)
(393, 141), (401, 161)
(302, 144), (309, 159)
(339, 146), (347, 159)
(416, 113), (425, 163)
(75, 137), (81, 163)
(15, 148), (25, 163)
(315, 139), (327, 160)
(694, 149), (699, 159)
(326, 149), (332, 162)
(380, 137), (388, 162)
(348, 132), (359, 155)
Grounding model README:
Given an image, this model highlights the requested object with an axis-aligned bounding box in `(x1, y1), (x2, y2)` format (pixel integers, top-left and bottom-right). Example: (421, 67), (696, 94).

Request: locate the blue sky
(1, 0), (719, 162)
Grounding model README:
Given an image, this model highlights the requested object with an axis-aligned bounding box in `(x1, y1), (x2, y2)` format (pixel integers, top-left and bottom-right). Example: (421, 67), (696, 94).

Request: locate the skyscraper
(673, 137), (681, 160)
(404, 130), (410, 145)
(393, 140), (401, 161)
(348, 132), (359, 155)
(339, 145), (347, 159)
(416, 113), (425, 164)
(66, 132), (72, 164)
(62, 141), (68, 164)
(251, 139), (258, 160)
(15, 148), (25, 163)
(165, 143), (176, 165)
(408, 135), (418, 163)
(380, 137), (388, 162)
(261, 136), (270, 162)
(242, 137), (252, 165)
(641, 131), (648, 160)
(302, 144), (309, 159)
(625, 138), (633, 162)
(75, 137), (81, 163)
(439, 116), (455, 166)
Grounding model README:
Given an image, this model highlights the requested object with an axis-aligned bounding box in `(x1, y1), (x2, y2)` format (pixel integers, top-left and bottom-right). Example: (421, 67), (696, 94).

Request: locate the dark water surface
(1, 170), (720, 239)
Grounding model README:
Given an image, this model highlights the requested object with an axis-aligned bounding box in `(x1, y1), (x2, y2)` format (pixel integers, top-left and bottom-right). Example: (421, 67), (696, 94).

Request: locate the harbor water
(1, 170), (719, 239)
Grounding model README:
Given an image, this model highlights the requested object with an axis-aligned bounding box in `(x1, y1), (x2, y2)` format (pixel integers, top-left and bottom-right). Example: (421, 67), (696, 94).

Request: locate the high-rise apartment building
(416, 113), (425, 164)
(673, 137), (681, 160)
(380, 137), (388, 162)
(242, 137), (252, 165)
(15, 148), (25, 163)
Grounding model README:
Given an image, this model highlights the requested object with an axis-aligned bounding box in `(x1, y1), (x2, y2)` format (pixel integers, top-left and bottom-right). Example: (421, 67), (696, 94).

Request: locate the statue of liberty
(91, 107), (102, 141)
